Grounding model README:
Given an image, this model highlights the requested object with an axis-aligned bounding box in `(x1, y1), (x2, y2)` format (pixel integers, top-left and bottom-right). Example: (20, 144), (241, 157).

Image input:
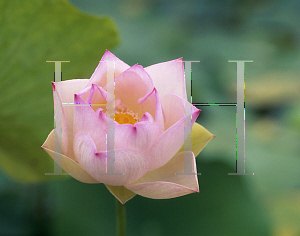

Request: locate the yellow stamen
(114, 108), (140, 125)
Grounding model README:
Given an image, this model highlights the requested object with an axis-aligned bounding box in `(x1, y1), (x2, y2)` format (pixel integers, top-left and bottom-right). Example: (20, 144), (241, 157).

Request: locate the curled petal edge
(125, 181), (198, 199)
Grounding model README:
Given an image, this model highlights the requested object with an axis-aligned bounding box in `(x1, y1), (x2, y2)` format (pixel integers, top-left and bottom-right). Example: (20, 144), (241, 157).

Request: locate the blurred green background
(1, 0), (299, 235)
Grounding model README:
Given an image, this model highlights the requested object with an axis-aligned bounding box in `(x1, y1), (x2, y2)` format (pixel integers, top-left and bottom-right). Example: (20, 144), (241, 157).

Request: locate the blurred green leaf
(0, 0), (119, 183)
(265, 191), (300, 236)
(287, 103), (300, 132)
(47, 161), (271, 236)
(126, 160), (271, 236)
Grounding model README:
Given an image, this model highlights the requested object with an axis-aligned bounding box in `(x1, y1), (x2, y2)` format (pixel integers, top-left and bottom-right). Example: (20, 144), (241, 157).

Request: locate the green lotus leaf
(0, 0), (119, 183)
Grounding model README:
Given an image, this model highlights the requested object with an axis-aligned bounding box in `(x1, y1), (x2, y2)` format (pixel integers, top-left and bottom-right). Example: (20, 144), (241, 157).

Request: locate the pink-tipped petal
(138, 88), (165, 133)
(73, 132), (149, 186)
(73, 94), (107, 153)
(147, 96), (200, 171)
(125, 151), (198, 199)
(113, 64), (155, 118)
(113, 90), (165, 155)
(53, 79), (90, 103)
(85, 50), (130, 89)
(141, 112), (154, 122)
(162, 93), (199, 130)
(114, 121), (161, 156)
(42, 130), (98, 183)
(87, 84), (107, 103)
(85, 84), (108, 112)
(52, 79), (89, 160)
(105, 185), (136, 205)
(53, 82), (69, 157)
(145, 58), (187, 101)
(76, 85), (93, 98)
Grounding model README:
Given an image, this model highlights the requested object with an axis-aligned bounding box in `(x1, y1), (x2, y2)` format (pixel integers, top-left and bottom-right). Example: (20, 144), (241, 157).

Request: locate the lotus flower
(42, 50), (215, 204)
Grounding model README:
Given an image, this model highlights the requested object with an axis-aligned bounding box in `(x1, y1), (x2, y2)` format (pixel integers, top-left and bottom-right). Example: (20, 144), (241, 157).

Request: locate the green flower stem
(116, 199), (126, 236)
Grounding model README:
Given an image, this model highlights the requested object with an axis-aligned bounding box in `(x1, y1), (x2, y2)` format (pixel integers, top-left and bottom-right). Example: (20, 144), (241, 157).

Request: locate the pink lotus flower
(42, 50), (215, 204)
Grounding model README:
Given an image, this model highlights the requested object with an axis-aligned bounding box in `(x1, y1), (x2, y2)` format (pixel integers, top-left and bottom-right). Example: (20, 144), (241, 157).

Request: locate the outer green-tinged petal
(125, 151), (198, 199)
(105, 185), (136, 205)
(179, 122), (216, 158)
(41, 130), (98, 183)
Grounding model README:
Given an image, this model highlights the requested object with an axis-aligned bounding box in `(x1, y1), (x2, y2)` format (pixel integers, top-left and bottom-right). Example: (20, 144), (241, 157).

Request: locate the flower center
(114, 108), (140, 125)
